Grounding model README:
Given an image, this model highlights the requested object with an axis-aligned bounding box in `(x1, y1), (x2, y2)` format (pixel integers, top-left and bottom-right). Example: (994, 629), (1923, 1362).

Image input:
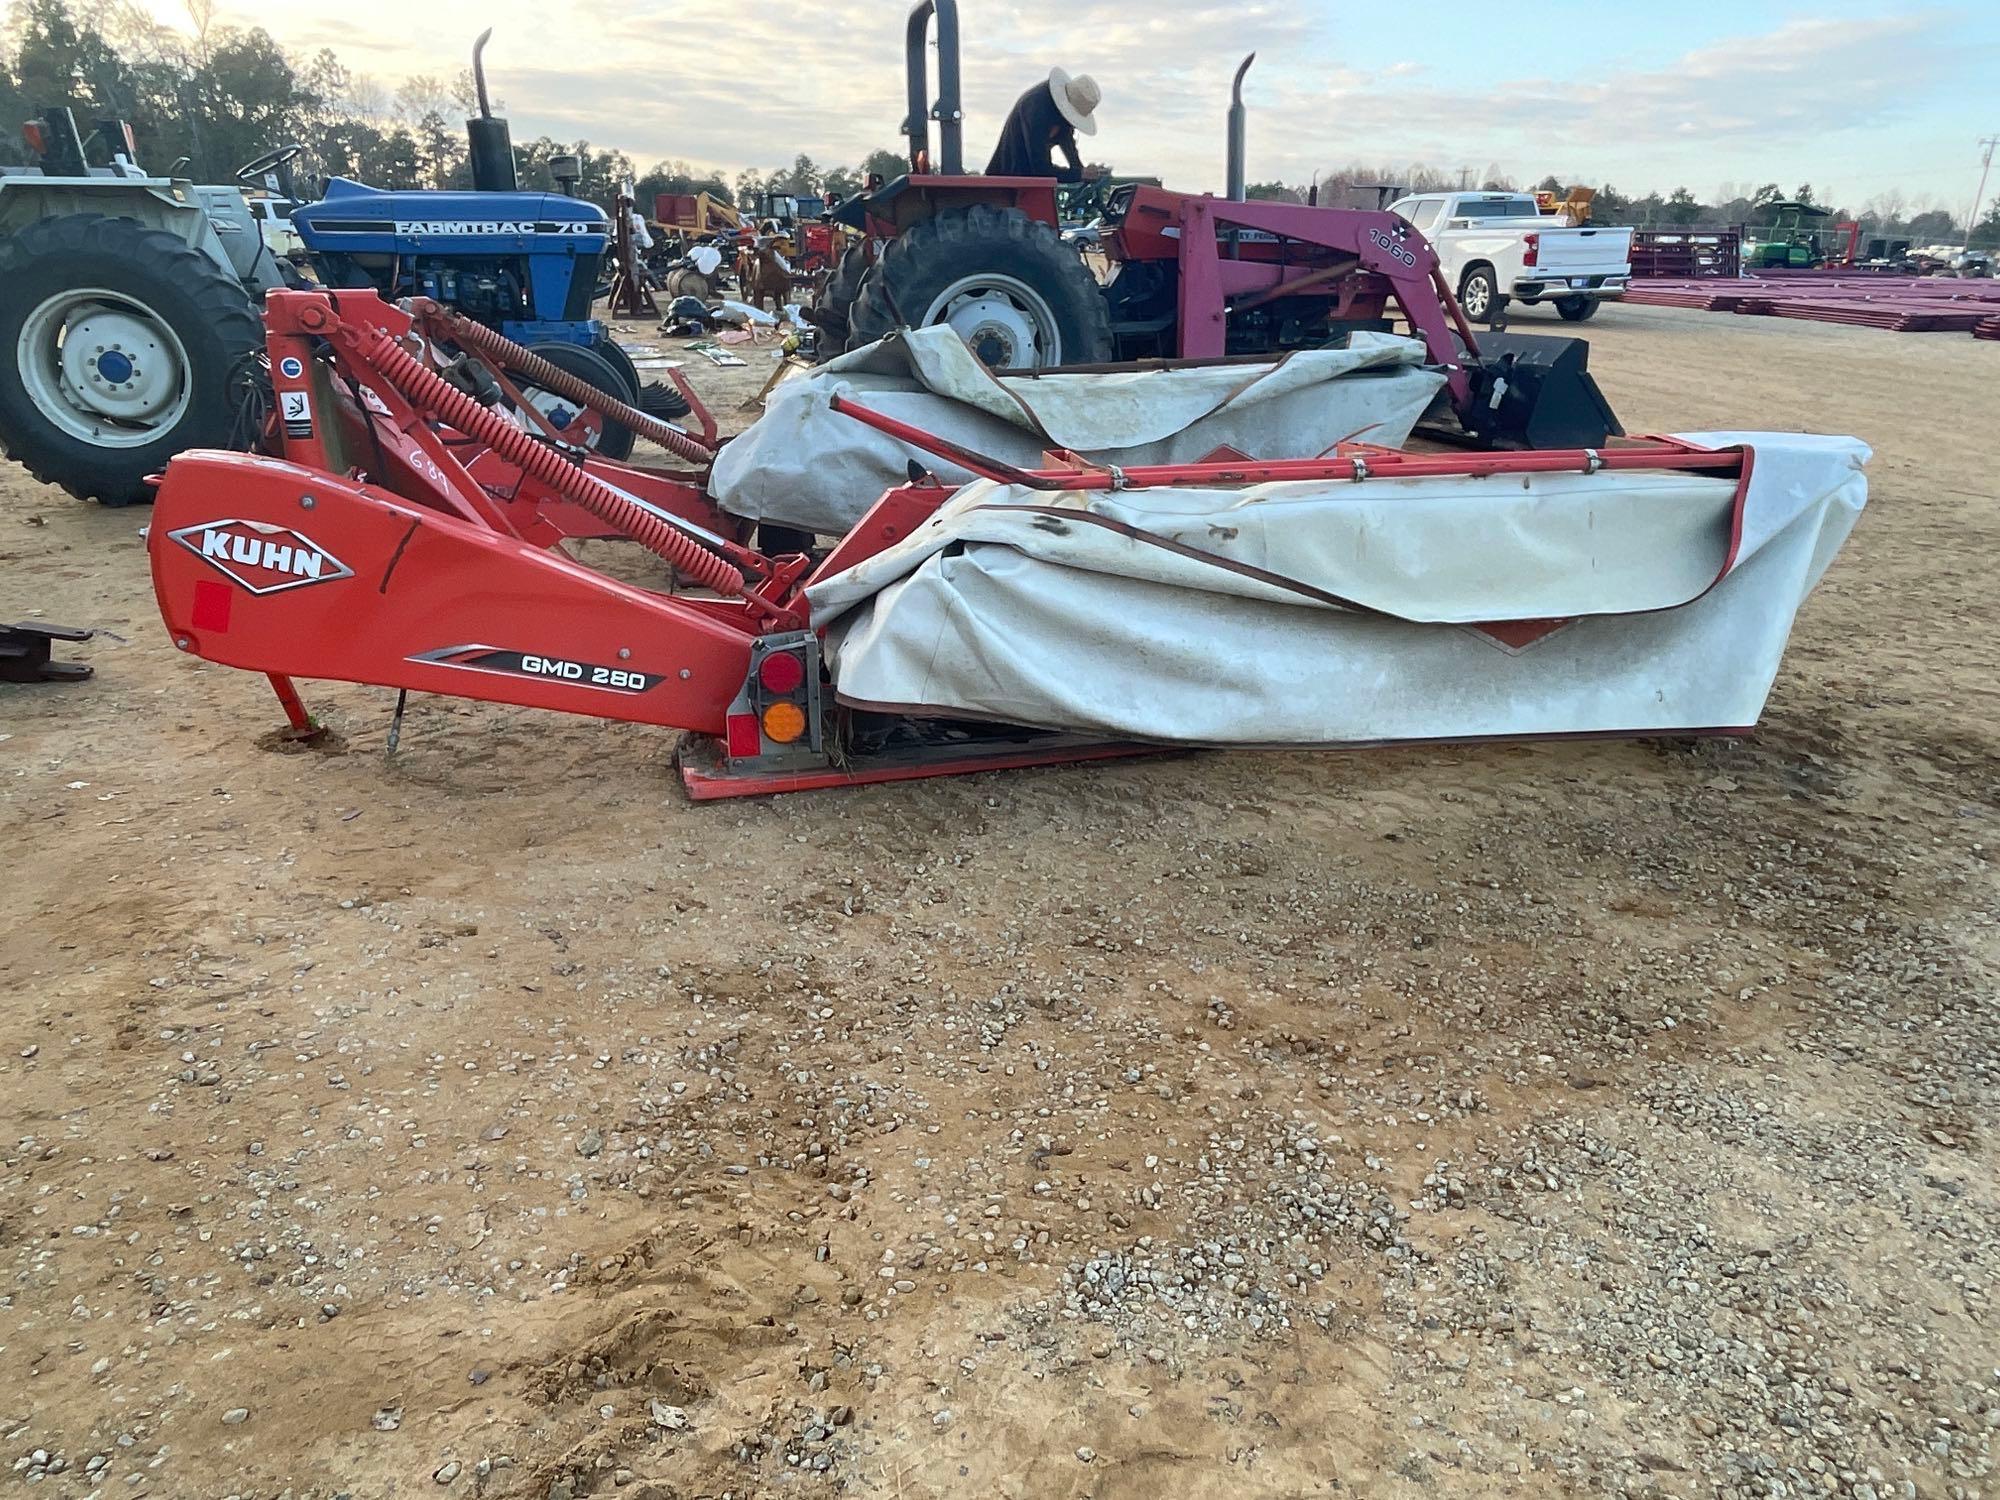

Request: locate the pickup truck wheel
(1554, 296), (1599, 322)
(1458, 266), (1503, 323)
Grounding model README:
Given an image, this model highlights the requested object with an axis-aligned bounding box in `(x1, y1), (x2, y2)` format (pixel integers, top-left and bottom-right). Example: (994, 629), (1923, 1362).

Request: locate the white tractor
(0, 109), (290, 505)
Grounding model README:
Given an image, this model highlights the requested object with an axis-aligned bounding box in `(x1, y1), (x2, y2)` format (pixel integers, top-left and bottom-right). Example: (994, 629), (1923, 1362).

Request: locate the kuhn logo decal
(169, 519), (354, 595)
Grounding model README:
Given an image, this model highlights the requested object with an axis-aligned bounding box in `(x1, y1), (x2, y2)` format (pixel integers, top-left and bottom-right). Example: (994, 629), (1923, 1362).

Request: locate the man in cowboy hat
(985, 67), (1102, 182)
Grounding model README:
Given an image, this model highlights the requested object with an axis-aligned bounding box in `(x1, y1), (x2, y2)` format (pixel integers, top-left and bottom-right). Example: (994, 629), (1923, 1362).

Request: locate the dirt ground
(3, 304), (1997, 1500)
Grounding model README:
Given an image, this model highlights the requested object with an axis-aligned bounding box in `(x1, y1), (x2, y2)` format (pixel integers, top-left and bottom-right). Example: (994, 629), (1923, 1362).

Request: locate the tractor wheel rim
(923, 275), (1062, 368)
(519, 384), (607, 449)
(18, 289), (193, 448)
(1461, 279), (1490, 318)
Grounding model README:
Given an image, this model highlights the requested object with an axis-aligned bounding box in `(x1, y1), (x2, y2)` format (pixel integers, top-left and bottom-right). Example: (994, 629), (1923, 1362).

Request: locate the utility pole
(1969, 135), (1998, 248)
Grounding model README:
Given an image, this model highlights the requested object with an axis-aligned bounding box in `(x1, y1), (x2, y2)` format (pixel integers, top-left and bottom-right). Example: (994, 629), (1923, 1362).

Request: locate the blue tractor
(2, 31), (673, 502)
(291, 180), (609, 349)
(279, 32), (674, 459)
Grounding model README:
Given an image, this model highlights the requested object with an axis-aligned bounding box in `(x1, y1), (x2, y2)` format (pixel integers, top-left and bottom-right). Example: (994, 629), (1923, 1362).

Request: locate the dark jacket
(985, 83), (1084, 181)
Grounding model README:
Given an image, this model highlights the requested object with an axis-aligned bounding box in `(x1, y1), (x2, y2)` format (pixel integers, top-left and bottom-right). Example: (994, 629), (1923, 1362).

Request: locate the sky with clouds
(135, 0), (1998, 212)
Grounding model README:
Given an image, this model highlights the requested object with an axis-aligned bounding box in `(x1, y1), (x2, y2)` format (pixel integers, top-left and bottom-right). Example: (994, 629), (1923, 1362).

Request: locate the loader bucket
(1464, 332), (1623, 450)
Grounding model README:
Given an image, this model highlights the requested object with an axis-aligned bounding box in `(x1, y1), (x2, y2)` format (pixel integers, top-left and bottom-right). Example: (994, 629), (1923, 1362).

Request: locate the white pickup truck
(1388, 191), (1632, 323)
(245, 195), (305, 261)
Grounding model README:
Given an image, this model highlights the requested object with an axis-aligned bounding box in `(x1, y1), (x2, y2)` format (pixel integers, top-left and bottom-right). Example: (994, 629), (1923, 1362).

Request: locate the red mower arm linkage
(267, 294), (745, 597)
(149, 290), (797, 739)
(410, 301), (717, 468)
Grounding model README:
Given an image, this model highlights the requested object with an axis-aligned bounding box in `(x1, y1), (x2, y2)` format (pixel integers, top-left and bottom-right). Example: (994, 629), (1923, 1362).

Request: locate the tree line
(734, 151), (910, 208)
(7, 1), (1993, 248)
(0, 0), (905, 215)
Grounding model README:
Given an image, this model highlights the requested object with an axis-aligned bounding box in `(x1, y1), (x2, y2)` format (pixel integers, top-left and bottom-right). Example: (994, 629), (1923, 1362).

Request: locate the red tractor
(814, 0), (1616, 450)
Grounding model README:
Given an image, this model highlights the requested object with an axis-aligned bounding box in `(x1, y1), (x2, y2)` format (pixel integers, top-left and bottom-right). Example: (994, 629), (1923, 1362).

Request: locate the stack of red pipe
(1623, 275), (2000, 337)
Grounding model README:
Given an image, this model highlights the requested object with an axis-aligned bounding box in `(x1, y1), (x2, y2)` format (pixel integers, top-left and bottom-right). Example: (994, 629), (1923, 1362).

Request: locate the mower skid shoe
(677, 730), (1162, 801)
(1468, 333), (1623, 451)
(147, 450), (749, 733)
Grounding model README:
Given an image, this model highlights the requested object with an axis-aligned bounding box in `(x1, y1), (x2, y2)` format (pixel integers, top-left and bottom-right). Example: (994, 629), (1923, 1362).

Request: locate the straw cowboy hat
(1048, 67), (1101, 135)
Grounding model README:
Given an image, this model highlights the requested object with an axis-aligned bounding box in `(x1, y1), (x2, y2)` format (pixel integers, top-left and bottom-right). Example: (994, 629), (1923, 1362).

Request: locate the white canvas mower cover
(806, 433), (1869, 744)
(710, 326), (1446, 535)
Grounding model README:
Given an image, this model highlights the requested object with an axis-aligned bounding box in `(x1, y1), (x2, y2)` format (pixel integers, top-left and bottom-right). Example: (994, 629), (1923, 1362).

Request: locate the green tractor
(0, 108), (287, 505)
(1742, 200), (1831, 271)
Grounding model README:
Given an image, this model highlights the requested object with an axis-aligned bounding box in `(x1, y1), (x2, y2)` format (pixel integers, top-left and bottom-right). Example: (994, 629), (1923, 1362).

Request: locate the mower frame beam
(824, 395), (1738, 490)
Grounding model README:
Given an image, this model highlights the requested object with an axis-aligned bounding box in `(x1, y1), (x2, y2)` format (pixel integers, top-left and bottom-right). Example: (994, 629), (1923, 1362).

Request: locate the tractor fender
(0, 177), (253, 286)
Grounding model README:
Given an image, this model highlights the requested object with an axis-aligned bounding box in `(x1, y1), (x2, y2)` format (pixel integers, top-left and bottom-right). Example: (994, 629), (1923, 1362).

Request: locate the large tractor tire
(506, 342), (638, 462)
(809, 242), (872, 364)
(595, 337), (692, 424)
(845, 204), (1112, 369)
(0, 214), (262, 506)
(590, 337), (647, 404)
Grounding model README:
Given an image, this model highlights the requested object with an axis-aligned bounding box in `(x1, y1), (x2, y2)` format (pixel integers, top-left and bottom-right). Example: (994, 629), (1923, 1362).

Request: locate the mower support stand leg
(266, 674), (325, 743)
(387, 689), (409, 754)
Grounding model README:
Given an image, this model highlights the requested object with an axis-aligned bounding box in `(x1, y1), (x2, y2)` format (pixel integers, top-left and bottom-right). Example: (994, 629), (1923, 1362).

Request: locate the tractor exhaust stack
(1226, 54), (1254, 201)
(465, 29), (519, 193)
(904, 0), (964, 175)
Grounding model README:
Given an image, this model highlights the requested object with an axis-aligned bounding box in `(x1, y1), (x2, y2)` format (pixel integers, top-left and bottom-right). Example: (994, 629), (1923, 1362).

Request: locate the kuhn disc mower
(146, 289), (1868, 798)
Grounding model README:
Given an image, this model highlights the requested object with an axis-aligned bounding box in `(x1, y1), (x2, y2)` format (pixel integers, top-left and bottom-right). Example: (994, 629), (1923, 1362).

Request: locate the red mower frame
(149, 290), (1742, 799)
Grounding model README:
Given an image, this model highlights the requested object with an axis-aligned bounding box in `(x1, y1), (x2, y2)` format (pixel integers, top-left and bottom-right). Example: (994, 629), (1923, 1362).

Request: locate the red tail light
(758, 651), (805, 694)
(21, 122), (48, 157)
(1523, 232), (1539, 268)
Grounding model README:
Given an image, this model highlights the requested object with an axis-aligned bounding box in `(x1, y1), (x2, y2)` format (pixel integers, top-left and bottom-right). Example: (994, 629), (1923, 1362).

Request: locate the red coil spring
(351, 325), (744, 597)
(429, 307), (715, 468)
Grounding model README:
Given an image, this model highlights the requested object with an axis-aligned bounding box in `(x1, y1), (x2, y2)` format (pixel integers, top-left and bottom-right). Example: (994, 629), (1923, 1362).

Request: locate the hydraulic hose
(349, 323), (744, 597)
(425, 306), (715, 467)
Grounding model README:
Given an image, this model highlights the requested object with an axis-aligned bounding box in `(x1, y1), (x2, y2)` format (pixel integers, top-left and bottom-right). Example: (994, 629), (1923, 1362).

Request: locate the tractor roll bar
(905, 0), (964, 175)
